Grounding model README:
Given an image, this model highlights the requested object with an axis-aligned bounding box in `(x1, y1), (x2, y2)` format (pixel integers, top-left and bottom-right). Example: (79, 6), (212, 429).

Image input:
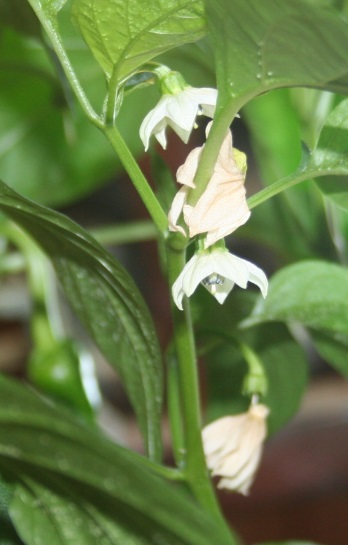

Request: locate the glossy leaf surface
(206, 0), (348, 116)
(244, 261), (348, 336)
(246, 261), (348, 334)
(0, 374), (236, 545)
(72, 0), (206, 81)
(0, 180), (163, 460)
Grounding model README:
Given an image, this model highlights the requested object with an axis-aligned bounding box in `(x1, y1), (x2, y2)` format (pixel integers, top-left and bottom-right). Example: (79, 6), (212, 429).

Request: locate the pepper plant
(1, 1), (348, 544)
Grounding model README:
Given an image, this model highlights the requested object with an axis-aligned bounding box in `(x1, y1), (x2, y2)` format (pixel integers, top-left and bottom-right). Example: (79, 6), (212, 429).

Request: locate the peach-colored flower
(202, 403), (269, 494)
(168, 126), (250, 247)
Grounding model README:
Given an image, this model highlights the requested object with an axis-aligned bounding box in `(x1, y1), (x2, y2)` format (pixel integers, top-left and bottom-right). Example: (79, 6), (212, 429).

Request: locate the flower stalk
(165, 241), (225, 521)
(104, 125), (168, 234)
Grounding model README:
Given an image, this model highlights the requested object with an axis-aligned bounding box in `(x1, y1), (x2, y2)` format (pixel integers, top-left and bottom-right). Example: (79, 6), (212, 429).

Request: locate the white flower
(202, 403), (269, 495)
(168, 125), (250, 248)
(140, 87), (217, 150)
(172, 248), (268, 310)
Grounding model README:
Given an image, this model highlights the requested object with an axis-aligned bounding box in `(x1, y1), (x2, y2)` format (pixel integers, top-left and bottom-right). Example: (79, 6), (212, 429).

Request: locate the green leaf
(310, 329), (348, 379)
(0, 374), (237, 545)
(243, 260), (348, 336)
(309, 97), (348, 210)
(206, 0), (348, 116)
(309, 97), (348, 174)
(71, 0), (206, 81)
(0, 477), (22, 545)
(316, 176), (348, 212)
(0, 179), (163, 460)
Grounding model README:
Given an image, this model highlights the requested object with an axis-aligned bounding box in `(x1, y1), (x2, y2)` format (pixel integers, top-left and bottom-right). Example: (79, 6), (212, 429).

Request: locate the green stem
(186, 102), (243, 207)
(90, 220), (157, 246)
(167, 350), (186, 467)
(247, 167), (346, 209)
(165, 241), (225, 522)
(104, 126), (168, 233)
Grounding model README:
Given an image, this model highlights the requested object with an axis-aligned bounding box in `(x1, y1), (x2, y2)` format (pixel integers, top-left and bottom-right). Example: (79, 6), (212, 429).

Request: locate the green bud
(233, 148), (247, 175)
(158, 70), (187, 95)
(243, 371), (268, 398)
(28, 340), (97, 420)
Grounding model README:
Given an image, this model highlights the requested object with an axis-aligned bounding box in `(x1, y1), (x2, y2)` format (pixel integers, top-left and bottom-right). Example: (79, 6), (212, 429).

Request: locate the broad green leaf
(0, 374), (237, 545)
(71, 0), (206, 82)
(0, 477), (22, 545)
(244, 261), (348, 336)
(310, 329), (348, 379)
(0, 26), (156, 207)
(11, 477), (136, 545)
(310, 97), (348, 210)
(309, 98), (348, 174)
(316, 176), (348, 212)
(0, 180), (163, 460)
(206, 0), (348, 117)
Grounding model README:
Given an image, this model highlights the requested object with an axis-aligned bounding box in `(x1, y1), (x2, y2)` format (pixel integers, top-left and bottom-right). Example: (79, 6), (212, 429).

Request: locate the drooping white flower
(168, 125), (250, 248)
(172, 247), (268, 310)
(202, 403), (269, 495)
(140, 86), (217, 151)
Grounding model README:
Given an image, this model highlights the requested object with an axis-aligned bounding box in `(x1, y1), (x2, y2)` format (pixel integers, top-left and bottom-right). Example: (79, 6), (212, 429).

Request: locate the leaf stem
(104, 126), (168, 233)
(247, 167), (347, 209)
(165, 241), (226, 523)
(186, 100), (244, 207)
(90, 220), (157, 246)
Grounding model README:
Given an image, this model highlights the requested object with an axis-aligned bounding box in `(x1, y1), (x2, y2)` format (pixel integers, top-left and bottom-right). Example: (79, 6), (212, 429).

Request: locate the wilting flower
(140, 86), (217, 150)
(202, 403), (269, 494)
(168, 125), (250, 248)
(172, 247), (268, 310)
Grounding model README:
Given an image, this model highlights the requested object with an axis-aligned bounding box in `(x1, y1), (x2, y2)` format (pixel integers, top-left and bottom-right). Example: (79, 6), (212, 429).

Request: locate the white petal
(171, 249), (267, 310)
(202, 404), (269, 495)
(171, 254), (200, 310)
(166, 92), (198, 136)
(185, 87), (218, 117)
(154, 126), (168, 150)
(176, 147), (202, 188)
(139, 97), (168, 150)
(244, 260), (268, 298)
(211, 251), (250, 289)
(219, 252), (268, 297)
(168, 186), (189, 234)
(171, 277), (185, 311)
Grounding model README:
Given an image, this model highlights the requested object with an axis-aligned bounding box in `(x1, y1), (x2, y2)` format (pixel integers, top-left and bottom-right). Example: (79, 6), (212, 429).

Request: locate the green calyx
(240, 343), (268, 398)
(154, 65), (187, 95)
